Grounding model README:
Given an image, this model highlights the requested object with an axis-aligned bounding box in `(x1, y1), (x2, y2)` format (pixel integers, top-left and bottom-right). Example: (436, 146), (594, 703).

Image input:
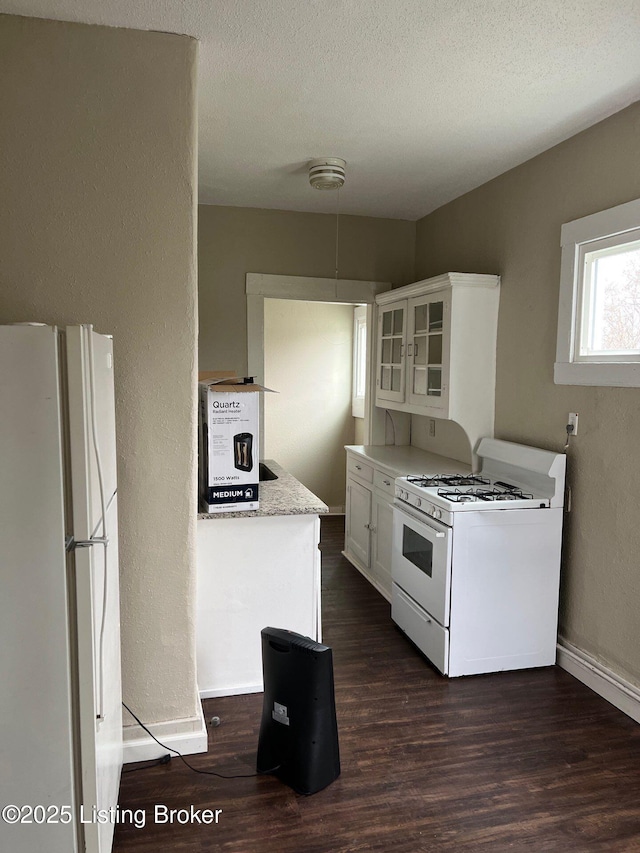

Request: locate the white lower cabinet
(346, 478), (372, 569)
(344, 450), (398, 601)
(371, 493), (394, 593)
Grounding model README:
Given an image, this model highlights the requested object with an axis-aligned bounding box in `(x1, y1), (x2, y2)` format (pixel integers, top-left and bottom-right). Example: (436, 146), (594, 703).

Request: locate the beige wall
(0, 15), (199, 725)
(415, 100), (640, 687)
(264, 299), (355, 508)
(198, 205), (415, 373)
(354, 417), (366, 445)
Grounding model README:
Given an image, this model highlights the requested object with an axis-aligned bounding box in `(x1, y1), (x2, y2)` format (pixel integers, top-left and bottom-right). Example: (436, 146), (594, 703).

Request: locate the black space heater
(256, 627), (340, 795)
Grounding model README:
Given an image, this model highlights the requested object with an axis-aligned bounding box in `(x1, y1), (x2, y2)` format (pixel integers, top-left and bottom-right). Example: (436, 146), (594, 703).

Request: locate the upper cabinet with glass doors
(375, 274), (500, 450)
(377, 301), (406, 403)
(406, 292), (448, 411)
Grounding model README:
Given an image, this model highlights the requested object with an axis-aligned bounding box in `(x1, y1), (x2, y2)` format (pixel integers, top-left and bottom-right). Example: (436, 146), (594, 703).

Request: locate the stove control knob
(415, 498), (422, 508)
(433, 508), (442, 520)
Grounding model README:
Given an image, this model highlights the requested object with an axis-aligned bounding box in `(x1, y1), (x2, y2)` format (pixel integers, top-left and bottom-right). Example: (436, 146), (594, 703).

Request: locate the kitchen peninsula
(197, 460), (327, 697)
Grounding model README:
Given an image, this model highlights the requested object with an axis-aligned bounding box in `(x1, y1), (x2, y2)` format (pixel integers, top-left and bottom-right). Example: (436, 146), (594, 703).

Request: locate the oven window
(402, 525), (433, 577)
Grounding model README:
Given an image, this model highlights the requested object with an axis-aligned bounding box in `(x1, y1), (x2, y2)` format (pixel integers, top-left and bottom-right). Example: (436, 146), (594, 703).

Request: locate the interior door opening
(263, 298), (366, 512)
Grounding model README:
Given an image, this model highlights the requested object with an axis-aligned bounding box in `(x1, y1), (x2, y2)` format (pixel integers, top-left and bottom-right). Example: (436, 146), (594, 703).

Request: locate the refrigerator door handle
(65, 535), (109, 551)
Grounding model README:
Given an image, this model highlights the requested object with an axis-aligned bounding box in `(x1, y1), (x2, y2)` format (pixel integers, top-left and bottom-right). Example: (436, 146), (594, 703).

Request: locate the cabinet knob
(383, 479), (391, 486)
(355, 464), (362, 470)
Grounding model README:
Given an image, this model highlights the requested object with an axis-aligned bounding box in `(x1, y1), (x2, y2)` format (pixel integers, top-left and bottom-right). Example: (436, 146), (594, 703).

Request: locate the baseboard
(122, 702), (208, 764)
(557, 639), (640, 725)
(199, 683), (263, 699)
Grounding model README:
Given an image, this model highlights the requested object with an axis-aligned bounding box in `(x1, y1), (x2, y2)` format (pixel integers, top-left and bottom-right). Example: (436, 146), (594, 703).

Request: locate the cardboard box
(198, 372), (270, 514)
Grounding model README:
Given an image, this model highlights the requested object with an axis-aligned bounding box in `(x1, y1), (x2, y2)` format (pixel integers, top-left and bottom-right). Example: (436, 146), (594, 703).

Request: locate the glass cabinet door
(408, 294), (448, 410)
(376, 302), (406, 403)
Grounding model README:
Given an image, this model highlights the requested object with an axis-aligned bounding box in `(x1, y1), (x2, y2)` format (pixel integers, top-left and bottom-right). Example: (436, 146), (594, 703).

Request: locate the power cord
(122, 701), (276, 779)
(563, 422), (575, 512)
(123, 754), (172, 774)
(564, 422), (575, 452)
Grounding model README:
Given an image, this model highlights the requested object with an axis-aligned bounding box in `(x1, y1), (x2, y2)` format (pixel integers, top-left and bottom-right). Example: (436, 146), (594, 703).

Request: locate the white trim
(376, 273), (499, 305)
(554, 360), (640, 386)
(366, 303), (389, 445)
(247, 291), (266, 382)
(560, 197), (640, 247)
(246, 272), (387, 303)
(557, 639), (640, 725)
(555, 197), (640, 386)
(352, 305), (366, 418)
(199, 684), (263, 699)
(122, 704), (208, 763)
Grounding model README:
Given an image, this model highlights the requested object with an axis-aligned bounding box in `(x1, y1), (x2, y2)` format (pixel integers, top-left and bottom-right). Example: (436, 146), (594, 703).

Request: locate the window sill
(554, 361), (640, 387)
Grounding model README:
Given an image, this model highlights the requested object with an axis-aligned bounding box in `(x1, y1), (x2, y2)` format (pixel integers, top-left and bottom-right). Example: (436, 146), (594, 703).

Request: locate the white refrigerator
(0, 324), (123, 853)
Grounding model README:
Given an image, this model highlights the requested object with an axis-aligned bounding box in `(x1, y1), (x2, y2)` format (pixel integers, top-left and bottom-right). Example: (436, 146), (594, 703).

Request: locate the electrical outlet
(568, 412), (579, 436)
(429, 419), (436, 437)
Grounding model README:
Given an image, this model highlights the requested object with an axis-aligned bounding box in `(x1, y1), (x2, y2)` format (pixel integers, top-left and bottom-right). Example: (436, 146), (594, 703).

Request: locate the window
(352, 306), (367, 418)
(555, 197), (640, 386)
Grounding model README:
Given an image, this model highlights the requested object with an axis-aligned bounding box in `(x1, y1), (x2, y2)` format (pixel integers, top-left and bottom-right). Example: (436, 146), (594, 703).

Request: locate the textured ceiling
(3, 0), (640, 220)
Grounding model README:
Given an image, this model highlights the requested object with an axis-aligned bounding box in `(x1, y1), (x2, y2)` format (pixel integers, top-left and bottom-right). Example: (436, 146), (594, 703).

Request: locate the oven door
(392, 502), (453, 627)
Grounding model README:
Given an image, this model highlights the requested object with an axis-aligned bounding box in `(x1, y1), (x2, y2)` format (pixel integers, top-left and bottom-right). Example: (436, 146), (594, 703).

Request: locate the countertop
(198, 459), (328, 520)
(345, 445), (471, 477)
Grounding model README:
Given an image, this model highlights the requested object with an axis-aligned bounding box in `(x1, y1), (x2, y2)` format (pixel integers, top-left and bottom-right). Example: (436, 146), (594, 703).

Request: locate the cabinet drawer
(347, 456), (374, 483)
(374, 469), (395, 496)
(391, 583), (449, 675)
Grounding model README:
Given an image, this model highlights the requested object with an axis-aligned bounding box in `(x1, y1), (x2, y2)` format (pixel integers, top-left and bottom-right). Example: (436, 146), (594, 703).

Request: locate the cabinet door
(346, 478), (372, 568)
(371, 493), (394, 597)
(376, 301), (406, 404)
(407, 292), (450, 413)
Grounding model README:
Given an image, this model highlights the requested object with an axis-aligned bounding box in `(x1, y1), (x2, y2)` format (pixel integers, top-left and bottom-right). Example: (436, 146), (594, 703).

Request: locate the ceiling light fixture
(308, 157), (346, 190)
(308, 157), (346, 284)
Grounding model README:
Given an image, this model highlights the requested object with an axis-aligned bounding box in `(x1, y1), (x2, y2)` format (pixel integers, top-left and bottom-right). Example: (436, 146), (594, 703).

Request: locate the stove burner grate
(437, 486), (534, 503)
(407, 474), (490, 488)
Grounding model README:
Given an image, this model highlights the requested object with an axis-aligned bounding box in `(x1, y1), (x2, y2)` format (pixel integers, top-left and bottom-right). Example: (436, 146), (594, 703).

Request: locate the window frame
(352, 305), (367, 418)
(555, 197), (640, 387)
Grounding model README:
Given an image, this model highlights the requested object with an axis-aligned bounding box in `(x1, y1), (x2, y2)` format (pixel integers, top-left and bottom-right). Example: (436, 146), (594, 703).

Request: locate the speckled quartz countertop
(197, 460), (328, 520)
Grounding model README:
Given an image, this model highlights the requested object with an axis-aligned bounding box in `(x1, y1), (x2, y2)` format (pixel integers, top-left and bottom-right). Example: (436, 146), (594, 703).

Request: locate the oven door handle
(394, 502), (448, 537)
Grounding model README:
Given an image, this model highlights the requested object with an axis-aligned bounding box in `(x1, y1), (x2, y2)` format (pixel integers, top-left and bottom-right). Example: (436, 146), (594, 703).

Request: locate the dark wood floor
(114, 516), (640, 852)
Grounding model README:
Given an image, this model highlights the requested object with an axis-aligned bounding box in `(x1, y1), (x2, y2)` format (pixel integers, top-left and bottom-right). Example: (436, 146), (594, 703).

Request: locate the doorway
(246, 274), (389, 506)
(264, 298), (357, 511)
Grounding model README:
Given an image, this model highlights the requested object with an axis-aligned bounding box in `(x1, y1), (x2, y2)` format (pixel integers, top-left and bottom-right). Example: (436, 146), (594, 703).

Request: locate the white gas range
(391, 437), (566, 677)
